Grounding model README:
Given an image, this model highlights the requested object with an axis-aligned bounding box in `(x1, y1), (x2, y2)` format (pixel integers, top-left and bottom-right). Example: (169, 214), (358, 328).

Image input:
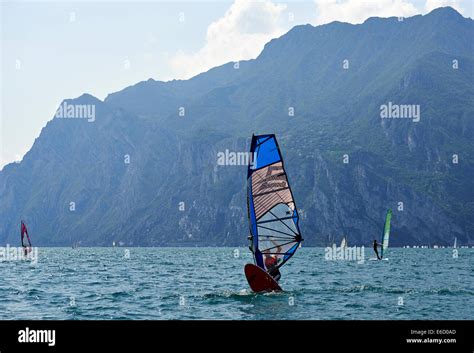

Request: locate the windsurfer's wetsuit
(265, 255), (281, 282)
(373, 240), (381, 260)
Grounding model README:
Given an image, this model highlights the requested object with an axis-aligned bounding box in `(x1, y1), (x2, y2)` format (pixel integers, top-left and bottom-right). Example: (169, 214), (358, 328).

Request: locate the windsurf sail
(20, 220), (32, 254)
(247, 134), (303, 272)
(453, 237), (457, 248)
(380, 209), (392, 259)
(340, 237), (347, 248)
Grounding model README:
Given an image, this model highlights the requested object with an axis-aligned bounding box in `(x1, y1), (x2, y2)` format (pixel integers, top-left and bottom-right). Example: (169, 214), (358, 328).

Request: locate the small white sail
(340, 237), (347, 249)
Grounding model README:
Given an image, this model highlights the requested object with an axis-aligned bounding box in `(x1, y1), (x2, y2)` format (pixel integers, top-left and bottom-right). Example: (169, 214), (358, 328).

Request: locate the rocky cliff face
(1, 7), (473, 246)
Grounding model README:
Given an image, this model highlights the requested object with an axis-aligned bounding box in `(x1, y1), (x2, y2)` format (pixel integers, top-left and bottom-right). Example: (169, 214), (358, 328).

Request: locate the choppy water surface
(0, 247), (472, 320)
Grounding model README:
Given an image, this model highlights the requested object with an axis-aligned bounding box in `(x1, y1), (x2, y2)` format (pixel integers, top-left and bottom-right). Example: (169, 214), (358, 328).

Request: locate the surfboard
(244, 263), (282, 293)
(369, 257), (389, 261)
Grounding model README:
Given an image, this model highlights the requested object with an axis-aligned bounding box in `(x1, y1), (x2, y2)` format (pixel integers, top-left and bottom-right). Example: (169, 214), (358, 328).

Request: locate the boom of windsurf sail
(247, 134), (303, 272)
(21, 220), (32, 254)
(380, 209), (392, 259)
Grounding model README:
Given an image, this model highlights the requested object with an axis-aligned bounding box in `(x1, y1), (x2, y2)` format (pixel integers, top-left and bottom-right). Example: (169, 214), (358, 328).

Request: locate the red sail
(21, 221), (32, 254)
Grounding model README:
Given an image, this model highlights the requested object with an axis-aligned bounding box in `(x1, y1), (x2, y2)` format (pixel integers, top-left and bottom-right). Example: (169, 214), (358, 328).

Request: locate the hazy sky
(1, 0), (472, 169)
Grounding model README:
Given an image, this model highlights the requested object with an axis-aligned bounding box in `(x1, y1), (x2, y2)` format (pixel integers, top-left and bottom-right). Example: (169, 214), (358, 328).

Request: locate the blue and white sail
(247, 134), (303, 271)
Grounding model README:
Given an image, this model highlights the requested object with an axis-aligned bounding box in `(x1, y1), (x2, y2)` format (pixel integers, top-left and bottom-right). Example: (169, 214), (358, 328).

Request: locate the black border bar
(0, 320), (472, 352)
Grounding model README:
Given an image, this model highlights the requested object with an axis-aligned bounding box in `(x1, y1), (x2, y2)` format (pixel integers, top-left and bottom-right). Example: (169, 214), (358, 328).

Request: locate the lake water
(0, 247), (472, 320)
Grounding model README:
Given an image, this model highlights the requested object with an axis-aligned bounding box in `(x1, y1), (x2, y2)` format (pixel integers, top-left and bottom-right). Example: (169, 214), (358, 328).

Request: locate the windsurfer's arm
(271, 241), (282, 261)
(275, 246), (282, 263)
(270, 239), (281, 252)
(268, 240), (282, 263)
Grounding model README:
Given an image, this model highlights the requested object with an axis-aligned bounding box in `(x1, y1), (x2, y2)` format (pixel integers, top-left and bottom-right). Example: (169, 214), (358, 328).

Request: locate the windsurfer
(21, 221), (32, 256)
(373, 239), (382, 260)
(263, 242), (282, 282)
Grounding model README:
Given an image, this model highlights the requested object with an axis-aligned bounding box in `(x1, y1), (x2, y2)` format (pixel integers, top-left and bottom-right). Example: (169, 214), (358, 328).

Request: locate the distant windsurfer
(21, 221), (32, 256)
(373, 239), (382, 260)
(263, 242), (282, 282)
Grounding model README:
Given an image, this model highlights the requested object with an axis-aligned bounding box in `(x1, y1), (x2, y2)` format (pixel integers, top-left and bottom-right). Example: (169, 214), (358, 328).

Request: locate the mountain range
(1, 7), (473, 246)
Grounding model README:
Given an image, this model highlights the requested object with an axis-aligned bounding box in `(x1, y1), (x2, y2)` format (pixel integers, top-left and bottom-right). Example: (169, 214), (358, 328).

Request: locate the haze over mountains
(1, 7), (473, 246)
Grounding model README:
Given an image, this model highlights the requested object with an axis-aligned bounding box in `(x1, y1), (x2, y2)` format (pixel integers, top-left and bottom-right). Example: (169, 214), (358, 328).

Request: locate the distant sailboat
(340, 236), (347, 249)
(453, 237), (457, 249)
(20, 220), (32, 255)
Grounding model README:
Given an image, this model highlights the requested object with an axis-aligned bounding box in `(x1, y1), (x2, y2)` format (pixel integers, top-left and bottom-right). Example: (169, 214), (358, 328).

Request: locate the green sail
(380, 209), (392, 259)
